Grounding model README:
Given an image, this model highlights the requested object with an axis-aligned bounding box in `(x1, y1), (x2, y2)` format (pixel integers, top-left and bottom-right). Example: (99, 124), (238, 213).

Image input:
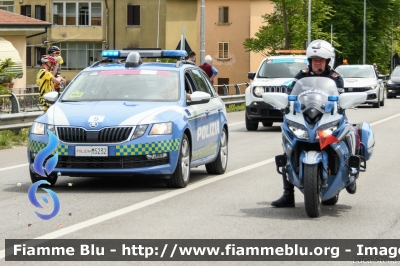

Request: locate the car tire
(206, 127), (228, 174)
(380, 91), (385, 106)
(165, 134), (190, 188)
(373, 93), (380, 108)
(29, 167), (58, 186)
(245, 111), (258, 131)
(262, 122), (273, 127)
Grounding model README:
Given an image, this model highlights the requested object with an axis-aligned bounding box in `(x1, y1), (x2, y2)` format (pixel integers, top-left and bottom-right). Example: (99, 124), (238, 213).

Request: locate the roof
(0, 9), (51, 28)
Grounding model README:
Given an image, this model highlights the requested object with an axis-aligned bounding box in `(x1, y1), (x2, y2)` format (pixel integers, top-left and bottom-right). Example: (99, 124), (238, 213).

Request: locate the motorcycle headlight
(131, 124), (148, 140)
(315, 120), (340, 140)
(287, 120), (308, 140)
(387, 80), (394, 85)
(149, 122), (172, 135)
(253, 86), (265, 97)
(31, 122), (45, 135)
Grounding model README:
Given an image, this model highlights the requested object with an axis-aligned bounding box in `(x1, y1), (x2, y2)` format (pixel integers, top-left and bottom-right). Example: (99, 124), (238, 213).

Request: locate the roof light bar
(101, 49), (187, 59)
(101, 50), (120, 57)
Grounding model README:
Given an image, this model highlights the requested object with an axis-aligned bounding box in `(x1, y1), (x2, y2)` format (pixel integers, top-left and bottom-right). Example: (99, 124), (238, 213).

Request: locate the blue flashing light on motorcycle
(263, 77), (375, 218)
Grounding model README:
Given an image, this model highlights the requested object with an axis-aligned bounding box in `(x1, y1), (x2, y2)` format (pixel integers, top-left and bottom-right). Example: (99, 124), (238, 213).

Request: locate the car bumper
(246, 100), (284, 122)
(387, 84), (400, 96)
(344, 88), (380, 104)
(27, 134), (180, 176)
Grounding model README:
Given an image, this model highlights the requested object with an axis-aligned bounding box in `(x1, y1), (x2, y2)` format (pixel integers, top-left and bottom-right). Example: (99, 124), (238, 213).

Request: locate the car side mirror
(248, 72), (256, 80)
(44, 91), (59, 104)
(187, 91), (211, 106)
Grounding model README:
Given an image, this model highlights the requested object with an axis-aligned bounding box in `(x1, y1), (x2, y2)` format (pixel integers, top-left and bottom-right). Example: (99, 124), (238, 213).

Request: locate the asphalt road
(1, 98), (400, 266)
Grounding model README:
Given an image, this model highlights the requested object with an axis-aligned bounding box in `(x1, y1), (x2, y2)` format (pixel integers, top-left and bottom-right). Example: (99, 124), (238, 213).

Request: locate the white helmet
(306, 40), (335, 69)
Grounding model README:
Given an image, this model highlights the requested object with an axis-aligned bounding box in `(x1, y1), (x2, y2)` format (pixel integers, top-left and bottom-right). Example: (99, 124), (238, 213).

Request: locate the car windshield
(335, 66), (375, 78)
(257, 58), (308, 78)
(291, 77), (339, 112)
(391, 68), (400, 77)
(60, 69), (180, 102)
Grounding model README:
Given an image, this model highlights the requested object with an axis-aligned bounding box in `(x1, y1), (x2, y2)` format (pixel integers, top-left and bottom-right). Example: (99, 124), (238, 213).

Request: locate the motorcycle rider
(272, 40), (355, 208)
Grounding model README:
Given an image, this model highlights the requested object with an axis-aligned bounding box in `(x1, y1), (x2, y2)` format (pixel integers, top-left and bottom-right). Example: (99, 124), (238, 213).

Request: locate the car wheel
(380, 91), (385, 106)
(262, 122), (273, 127)
(29, 167), (58, 186)
(373, 93), (380, 108)
(165, 134), (190, 188)
(206, 127), (228, 174)
(245, 111), (258, 131)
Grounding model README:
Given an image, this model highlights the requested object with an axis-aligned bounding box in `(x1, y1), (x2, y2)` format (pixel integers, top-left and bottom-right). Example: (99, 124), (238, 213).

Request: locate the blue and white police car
(28, 49), (228, 187)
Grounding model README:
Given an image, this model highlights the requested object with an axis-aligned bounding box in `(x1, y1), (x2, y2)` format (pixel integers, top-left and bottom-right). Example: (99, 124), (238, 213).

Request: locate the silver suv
(245, 55), (308, 130)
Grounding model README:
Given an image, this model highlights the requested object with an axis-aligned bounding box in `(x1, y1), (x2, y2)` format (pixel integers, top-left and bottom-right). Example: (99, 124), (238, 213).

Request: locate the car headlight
(365, 85), (376, 90)
(131, 124), (148, 140)
(31, 122), (45, 135)
(253, 86), (265, 97)
(315, 120), (339, 140)
(387, 80), (394, 85)
(287, 120), (308, 139)
(149, 122), (172, 135)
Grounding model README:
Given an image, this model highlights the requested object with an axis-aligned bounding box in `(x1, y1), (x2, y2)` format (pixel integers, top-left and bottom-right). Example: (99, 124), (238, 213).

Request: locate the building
(1, 0), (273, 93)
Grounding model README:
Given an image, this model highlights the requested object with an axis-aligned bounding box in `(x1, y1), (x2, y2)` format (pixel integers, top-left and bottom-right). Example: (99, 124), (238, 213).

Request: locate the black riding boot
(271, 175), (295, 207)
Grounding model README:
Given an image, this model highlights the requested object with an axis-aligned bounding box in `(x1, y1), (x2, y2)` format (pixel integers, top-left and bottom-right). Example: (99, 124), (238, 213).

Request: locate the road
(1, 98), (400, 265)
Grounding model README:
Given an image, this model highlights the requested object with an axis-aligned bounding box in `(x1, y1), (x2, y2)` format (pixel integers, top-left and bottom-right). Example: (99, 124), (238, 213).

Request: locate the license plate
(75, 146), (108, 157)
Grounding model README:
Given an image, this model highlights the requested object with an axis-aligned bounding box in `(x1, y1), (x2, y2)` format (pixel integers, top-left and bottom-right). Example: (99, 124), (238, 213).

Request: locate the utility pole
(391, 18), (394, 72)
(307, 0), (311, 46)
(200, 0), (205, 65)
(363, 0), (366, 64)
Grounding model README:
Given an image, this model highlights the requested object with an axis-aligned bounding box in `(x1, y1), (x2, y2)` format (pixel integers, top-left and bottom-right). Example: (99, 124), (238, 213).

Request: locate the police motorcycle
(263, 77), (375, 218)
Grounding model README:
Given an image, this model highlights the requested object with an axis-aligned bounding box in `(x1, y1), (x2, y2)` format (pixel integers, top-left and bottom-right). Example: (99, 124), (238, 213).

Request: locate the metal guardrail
(0, 111), (43, 131)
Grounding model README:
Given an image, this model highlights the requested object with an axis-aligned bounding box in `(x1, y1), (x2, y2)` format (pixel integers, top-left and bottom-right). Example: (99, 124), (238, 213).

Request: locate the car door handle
(205, 110), (210, 115)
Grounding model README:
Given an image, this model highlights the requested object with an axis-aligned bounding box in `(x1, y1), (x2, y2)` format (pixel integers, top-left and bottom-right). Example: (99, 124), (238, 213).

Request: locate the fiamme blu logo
(28, 131), (60, 220)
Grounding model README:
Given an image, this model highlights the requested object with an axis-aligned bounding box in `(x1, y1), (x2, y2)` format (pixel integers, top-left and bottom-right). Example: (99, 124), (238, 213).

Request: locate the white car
(335, 64), (385, 108)
(245, 55), (308, 131)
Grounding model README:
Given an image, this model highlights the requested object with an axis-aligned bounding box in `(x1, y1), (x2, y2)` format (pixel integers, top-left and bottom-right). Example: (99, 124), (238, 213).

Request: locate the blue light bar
(288, 95), (298, 101)
(328, 95), (339, 101)
(162, 50), (188, 57)
(102, 50), (121, 57)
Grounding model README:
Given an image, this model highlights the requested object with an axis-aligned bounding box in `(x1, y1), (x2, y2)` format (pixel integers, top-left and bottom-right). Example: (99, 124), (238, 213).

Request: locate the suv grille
(57, 127), (133, 143)
(253, 86), (288, 97)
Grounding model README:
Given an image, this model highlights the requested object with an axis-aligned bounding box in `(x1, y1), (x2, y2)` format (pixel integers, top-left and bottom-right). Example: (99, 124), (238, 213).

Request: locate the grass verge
(0, 128), (29, 150)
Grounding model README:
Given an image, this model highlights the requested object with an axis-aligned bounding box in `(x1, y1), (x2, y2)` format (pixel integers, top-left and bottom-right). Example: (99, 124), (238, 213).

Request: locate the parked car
(245, 55), (308, 130)
(335, 64), (385, 108)
(387, 66), (400, 98)
(27, 49), (229, 188)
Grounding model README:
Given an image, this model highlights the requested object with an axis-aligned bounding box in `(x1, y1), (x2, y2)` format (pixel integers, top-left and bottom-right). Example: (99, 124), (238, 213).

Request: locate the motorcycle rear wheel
(304, 164), (322, 218)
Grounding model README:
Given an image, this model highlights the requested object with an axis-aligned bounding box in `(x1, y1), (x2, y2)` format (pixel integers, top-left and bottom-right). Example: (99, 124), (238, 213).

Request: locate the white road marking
(0, 163), (28, 172)
(0, 158), (274, 259)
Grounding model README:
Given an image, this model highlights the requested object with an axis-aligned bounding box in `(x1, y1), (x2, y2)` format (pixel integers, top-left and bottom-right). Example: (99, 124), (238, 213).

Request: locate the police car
(245, 54), (308, 130)
(27, 49), (229, 187)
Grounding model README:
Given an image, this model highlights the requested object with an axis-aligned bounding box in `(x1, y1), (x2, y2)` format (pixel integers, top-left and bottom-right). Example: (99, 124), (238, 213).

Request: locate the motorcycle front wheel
(303, 164), (322, 218)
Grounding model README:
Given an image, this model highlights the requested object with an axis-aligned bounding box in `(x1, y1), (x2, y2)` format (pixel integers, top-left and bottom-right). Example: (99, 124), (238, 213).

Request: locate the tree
(243, 0), (334, 56)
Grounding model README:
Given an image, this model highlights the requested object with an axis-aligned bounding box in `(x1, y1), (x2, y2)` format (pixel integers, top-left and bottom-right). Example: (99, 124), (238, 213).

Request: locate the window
(35, 5), (46, 21)
(0, 1), (13, 12)
(218, 7), (229, 24)
(127, 5), (140, 26)
(53, 42), (102, 70)
(218, 42), (229, 59)
(53, 2), (102, 26)
(21, 5), (31, 17)
(26, 47), (32, 67)
(190, 69), (212, 95)
(35, 47), (46, 66)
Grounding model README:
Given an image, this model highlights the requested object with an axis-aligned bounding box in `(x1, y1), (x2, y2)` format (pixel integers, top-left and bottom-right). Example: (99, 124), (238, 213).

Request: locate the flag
(318, 130), (339, 150)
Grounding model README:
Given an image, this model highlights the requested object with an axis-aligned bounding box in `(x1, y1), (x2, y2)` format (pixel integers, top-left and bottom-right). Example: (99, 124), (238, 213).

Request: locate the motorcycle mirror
(294, 100), (302, 113)
(324, 101), (334, 113)
(288, 95), (297, 101)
